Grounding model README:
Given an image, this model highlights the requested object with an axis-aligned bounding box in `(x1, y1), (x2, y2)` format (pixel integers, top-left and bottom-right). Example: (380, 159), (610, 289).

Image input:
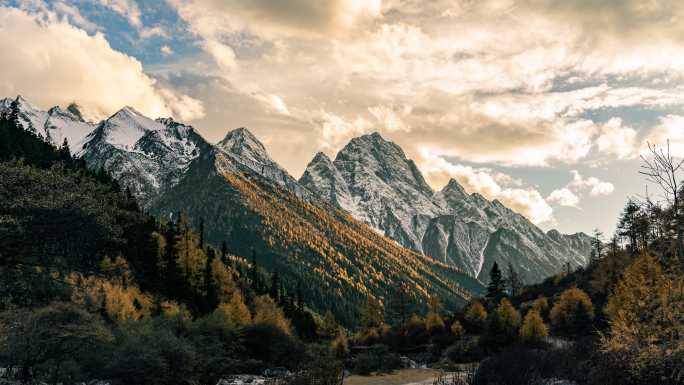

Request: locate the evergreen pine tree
(204, 247), (218, 312)
(250, 249), (260, 293)
(221, 240), (229, 266)
(486, 262), (505, 302)
(270, 271), (281, 304)
(296, 281), (304, 312)
(58, 138), (71, 163)
(199, 217), (205, 250)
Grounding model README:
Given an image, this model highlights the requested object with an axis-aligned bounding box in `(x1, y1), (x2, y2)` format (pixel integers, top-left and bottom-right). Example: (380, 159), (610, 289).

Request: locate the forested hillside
(0, 116), (319, 383)
(152, 147), (484, 326)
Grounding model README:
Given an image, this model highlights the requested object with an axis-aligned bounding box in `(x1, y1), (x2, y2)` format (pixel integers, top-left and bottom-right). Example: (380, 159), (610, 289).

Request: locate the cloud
(547, 188), (580, 208)
(368, 104), (411, 133)
(0, 7), (204, 121)
(643, 114), (684, 155)
(98, 0), (167, 38)
(160, 45), (174, 56)
(310, 110), (372, 151)
(569, 170), (615, 197)
(595, 118), (638, 160)
(53, 1), (99, 32)
(168, 0), (382, 39)
(418, 150), (554, 225)
(98, 0), (141, 27)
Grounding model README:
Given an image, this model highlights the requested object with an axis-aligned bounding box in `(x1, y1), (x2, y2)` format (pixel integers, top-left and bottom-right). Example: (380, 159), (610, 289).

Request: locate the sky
(2, 0), (684, 236)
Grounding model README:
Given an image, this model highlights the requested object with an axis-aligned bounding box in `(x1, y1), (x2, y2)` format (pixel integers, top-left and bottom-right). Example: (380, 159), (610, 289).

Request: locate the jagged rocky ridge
(299, 133), (592, 284)
(1, 96), (590, 290)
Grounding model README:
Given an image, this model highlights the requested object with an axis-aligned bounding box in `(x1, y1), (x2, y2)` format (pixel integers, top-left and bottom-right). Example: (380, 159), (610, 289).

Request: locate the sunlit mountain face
(3, 0), (684, 236)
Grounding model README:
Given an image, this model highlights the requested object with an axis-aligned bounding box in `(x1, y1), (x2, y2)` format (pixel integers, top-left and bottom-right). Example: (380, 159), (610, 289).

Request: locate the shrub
(243, 323), (305, 369)
(444, 336), (484, 363)
(352, 352), (378, 375)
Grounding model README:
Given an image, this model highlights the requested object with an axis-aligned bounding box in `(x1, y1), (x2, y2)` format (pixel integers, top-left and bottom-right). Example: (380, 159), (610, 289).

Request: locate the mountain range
(0, 95), (591, 314)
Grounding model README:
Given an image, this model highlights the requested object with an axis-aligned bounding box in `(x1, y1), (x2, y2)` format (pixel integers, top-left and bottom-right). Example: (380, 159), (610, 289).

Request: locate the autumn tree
(519, 309), (549, 345)
(253, 295), (291, 335)
(549, 287), (594, 335)
(482, 298), (521, 349)
(216, 291), (252, 327)
(601, 254), (684, 383)
(463, 300), (488, 332)
(425, 296), (445, 332)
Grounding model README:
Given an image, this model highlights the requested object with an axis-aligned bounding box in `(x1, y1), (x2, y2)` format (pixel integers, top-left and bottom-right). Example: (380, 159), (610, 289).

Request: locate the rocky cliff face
(299, 133), (593, 284)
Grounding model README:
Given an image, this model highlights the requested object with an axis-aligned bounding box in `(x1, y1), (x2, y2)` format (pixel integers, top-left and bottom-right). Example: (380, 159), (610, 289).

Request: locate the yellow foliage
(450, 320), (465, 338)
(549, 287), (594, 334)
(216, 291), (252, 327)
(253, 295), (291, 335)
(496, 298), (521, 329)
(331, 332), (350, 358)
(464, 300), (488, 329)
(519, 309), (548, 343)
(601, 254), (684, 380)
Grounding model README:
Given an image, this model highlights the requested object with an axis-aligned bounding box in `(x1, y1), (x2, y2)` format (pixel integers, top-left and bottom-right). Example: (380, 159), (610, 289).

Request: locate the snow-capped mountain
(80, 107), (209, 208)
(0, 96), (94, 153)
(299, 133), (592, 283)
(302, 133), (444, 251)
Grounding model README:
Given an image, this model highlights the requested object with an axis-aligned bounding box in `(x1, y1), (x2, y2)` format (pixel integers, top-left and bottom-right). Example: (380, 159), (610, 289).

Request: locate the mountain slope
(150, 147), (483, 325)
(299, 133), (592, 284)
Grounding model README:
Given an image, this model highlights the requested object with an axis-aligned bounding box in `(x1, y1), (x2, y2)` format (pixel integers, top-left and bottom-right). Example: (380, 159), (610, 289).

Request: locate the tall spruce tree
(486, 262), (505, 302)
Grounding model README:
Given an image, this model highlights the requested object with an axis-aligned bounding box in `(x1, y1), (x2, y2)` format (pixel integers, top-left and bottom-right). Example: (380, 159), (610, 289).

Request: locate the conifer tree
(204, 247), (218, 311)
(359, 299), (383, 330)
(270, 271), (281, 304)
(221, 240), (229, 266)
(386, 280), (413, 329)
(199, 217), (205, 250)
(217, 291), (252, 327)
(486, 262), (505, 302)
(519, 309), (548, 345)
(250, 249), (260, 293)
(296, 281), (304, 312)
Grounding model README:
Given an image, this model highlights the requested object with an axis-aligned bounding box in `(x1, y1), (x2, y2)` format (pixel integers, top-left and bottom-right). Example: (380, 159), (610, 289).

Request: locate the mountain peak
(309, 151), (333, 166)
(217, 127), (269, 160)
(442, 178), (468, 196)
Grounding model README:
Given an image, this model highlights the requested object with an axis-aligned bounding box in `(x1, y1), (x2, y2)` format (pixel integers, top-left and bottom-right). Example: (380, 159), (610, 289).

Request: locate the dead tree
(640, 140), (684, 265)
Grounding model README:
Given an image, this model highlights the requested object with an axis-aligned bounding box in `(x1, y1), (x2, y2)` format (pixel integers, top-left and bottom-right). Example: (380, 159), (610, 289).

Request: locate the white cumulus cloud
(0, 7), (204, 121)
